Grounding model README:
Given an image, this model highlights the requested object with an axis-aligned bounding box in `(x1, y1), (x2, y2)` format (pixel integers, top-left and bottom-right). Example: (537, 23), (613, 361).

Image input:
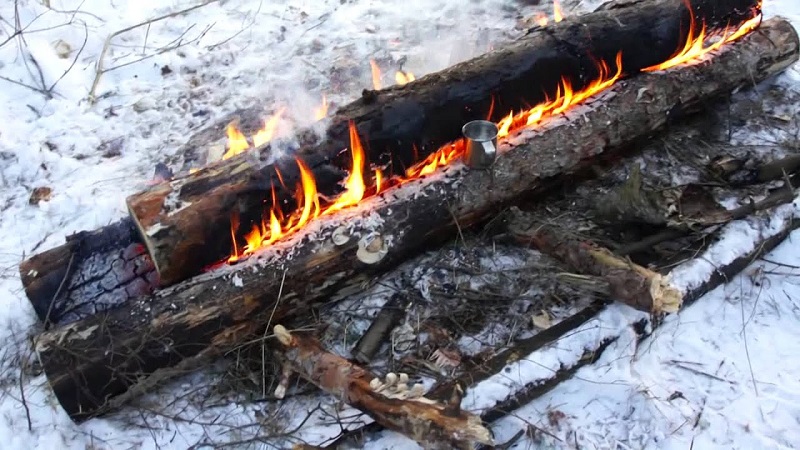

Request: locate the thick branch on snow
(273, 325), (492, 449)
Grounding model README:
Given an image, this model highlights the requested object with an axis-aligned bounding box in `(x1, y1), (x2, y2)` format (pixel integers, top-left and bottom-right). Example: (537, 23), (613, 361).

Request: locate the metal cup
(462, 120), (498, 169)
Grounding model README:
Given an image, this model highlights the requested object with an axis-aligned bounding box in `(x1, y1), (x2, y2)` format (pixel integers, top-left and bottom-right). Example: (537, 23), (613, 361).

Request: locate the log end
(651, 275), (683, 314)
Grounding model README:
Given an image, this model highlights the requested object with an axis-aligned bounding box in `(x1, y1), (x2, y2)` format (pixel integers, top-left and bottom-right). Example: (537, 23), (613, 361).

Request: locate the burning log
(125, 0), (762, 286)
(273, 325), (492, 449)
(19, 218), (156, 326)
(34, 18), (799, 421)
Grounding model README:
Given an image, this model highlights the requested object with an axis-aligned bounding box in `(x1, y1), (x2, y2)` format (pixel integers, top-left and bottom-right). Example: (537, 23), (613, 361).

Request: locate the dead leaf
(531, 310), (552, 329)
(29, 187), (52, 205)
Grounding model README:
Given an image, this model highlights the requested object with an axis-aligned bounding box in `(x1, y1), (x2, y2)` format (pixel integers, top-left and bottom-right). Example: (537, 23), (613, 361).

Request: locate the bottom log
(19, 218), (157, 326)
(33, 19), (800, 422)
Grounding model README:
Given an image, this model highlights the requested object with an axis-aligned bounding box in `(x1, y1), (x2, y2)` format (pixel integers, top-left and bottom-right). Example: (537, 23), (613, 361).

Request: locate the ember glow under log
(34, 18), (799, 421)
(126, 0), (762, 286)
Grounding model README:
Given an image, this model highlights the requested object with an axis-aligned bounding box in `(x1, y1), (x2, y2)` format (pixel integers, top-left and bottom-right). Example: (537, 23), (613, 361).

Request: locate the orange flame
(395, 70), (416, 85)
(535, 13), (548, 27)
(375, 168), (384, 194)
(223, 11), (762, 263)
(370, 59), (382, 90)
(643, 4), (762, 72)
(314, 95), (329, 120)
(253, 107), (285, 148)
(223, 109), (286, 160)
(553, 0), (563, 22)
(226, 122), (367, 261)
(223, 123), (250, 160)
(327, 122), (366, 212)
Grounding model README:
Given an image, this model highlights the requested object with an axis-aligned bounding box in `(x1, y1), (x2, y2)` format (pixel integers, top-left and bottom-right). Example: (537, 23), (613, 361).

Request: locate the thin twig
(87, 0), (222, 104)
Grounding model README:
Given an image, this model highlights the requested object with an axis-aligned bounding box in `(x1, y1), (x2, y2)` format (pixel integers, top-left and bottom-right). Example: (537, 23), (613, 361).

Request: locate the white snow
(1, 0), (799, 449)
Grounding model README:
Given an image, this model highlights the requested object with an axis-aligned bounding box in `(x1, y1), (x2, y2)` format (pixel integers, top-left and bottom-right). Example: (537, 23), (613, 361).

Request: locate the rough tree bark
(34, 18), (799, 421)
(506, 215), (682, 313)
(125, 0), (761, 286)
(273, 325), (492, 449)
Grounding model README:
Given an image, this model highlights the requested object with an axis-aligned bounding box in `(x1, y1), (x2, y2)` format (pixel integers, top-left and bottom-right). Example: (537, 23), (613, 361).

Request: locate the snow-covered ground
(0, 0), (799, 449)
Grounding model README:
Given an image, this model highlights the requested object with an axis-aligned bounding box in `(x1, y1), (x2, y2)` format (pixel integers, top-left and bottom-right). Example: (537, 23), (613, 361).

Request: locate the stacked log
(124, 0), (762, 286)
(32, 17), (799, 423)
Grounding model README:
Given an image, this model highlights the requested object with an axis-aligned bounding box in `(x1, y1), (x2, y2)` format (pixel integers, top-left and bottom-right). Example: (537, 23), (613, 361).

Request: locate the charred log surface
(126, 0), (761, 286)
(35, 19), (799, 422)
(19, 219), (157, 326)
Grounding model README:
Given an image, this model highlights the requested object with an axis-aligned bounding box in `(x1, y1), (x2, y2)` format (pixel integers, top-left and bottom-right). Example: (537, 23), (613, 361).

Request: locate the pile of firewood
(19, 0), (800, 447)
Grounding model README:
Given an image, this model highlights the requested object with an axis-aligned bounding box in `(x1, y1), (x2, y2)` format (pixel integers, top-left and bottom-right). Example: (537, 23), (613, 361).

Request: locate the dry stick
(273, 325), (492, 449)
(508, 220), (683, 313)
(87, 0), (222, 104)
(351, 293), (408, 364)
(616, 186), (798, 256)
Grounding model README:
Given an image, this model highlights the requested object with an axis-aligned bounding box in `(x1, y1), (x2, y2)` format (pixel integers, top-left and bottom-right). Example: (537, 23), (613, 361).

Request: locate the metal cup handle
(480, 140), (496, 158)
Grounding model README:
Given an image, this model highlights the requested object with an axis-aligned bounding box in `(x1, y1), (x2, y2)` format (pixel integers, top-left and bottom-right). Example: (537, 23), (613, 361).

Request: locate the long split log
(125, 0), (761, 286)
(34, 19), (799, 421)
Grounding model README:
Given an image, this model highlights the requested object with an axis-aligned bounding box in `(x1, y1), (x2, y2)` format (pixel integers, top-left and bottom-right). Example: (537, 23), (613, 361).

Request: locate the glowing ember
(370, 59), (382, 90)
(554, 0), (564, 22)
(315, 95), (329, 120)
(223, 10), (763, 263)
(536, 13), (548, 27)
(643, 3), (762, 72)
(395, 70), (416, 85)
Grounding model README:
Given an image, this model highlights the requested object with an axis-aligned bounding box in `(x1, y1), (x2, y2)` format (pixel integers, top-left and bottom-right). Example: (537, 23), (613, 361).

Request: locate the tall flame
(327, 122), (366, 212)
(643, 3), (762, 72)
(315, 95), (329, 120)
(554, 0), (564, 22)
(370, 59), (382, 90)
(395, 70), (416, 85)
(226, 122), (368, 262)
(223, 10), (763, 263)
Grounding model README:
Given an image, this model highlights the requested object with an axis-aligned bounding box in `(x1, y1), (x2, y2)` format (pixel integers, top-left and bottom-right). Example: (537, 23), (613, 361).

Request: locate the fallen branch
(273, 325), (492, 449)
(506, 214), (682, 313)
